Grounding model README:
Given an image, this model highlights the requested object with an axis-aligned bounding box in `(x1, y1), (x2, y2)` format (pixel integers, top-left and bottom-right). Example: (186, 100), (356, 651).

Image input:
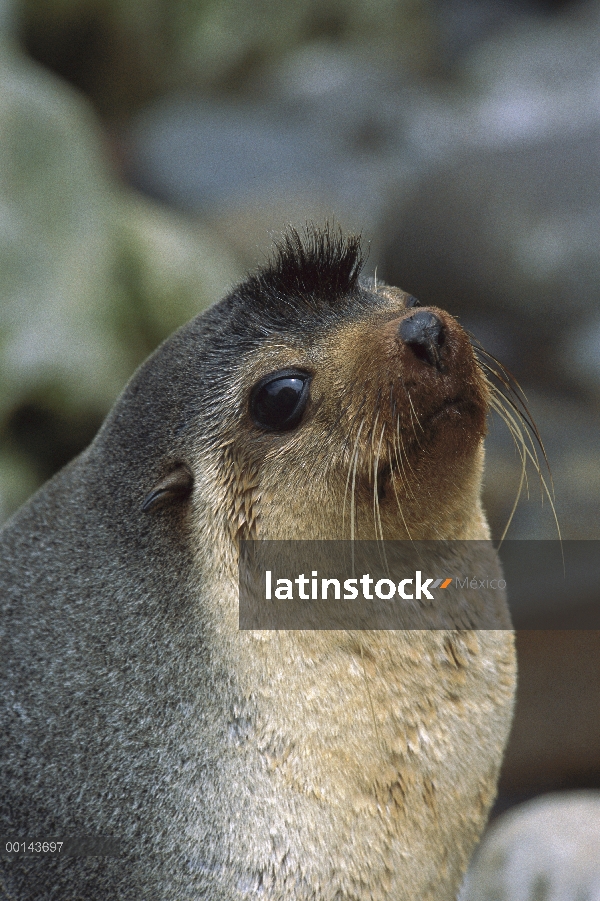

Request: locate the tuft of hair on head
(242, 224), (364, 307)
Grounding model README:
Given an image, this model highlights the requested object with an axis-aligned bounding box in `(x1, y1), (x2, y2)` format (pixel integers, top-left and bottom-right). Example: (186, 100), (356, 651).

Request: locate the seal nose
(398, 311), (445, 370)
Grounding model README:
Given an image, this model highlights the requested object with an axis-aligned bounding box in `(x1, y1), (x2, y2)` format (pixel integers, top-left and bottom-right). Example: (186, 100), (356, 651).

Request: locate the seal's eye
(250, 370), (311, 432)
(406, 295), (421, 308)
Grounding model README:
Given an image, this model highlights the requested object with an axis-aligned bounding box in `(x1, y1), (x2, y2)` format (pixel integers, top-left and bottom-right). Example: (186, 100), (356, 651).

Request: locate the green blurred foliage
(20, 0), (436, 117)
(0, 36), (241, 521)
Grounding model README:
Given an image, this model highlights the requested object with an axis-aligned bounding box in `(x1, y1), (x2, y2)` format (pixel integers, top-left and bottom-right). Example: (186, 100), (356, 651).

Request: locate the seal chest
(0, 227), (515, 901)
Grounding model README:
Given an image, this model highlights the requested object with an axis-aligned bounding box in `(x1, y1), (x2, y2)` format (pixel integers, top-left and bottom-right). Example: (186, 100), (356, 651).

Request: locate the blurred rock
(18, 0), (436, 119)
(0, 448), (39, 523)
(19, 0), (582, 120)
(562, 314), (600, 393)
(431, 0), (540, 69)
(500, 634), (600, 796)
(0, 39), (241, 522)
(124, 2), (600, 283)
(0, 0), (15, 32)
(483, 393), (600, 540)
(126, 48), (421, 269)
(381, 0), (600, 395)
(462, 792), (600, 901)
(115, 192), (241, 341)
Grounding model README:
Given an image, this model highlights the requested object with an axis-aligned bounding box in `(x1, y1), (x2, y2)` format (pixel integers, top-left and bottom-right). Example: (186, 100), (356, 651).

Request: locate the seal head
(184, 228), (492, 549)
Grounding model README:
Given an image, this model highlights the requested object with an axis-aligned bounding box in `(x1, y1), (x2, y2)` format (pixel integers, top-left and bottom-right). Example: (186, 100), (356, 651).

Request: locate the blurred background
(1, 0), (600, 887)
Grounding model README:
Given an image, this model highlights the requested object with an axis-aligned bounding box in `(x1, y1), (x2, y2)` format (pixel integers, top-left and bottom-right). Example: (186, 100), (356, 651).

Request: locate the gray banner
(238, 541), (600, 629)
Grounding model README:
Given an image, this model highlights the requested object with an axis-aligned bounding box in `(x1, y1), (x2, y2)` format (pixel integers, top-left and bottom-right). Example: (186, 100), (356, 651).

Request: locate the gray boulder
(462, 793), (600, 901)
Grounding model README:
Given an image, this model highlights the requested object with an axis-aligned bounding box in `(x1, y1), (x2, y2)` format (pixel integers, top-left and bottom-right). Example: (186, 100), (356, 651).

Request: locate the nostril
(398, 311), (445, 369)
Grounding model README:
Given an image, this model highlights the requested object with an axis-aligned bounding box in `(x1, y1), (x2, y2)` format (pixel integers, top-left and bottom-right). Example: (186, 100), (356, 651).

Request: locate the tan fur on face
(216, 288), (490, 544)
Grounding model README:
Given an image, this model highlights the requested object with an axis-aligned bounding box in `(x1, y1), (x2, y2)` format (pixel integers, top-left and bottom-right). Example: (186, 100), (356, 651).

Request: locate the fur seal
(0, 227), (515, 901)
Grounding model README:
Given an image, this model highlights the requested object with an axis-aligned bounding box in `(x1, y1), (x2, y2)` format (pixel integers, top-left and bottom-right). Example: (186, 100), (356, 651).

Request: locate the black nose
(398, 311), (445, 369)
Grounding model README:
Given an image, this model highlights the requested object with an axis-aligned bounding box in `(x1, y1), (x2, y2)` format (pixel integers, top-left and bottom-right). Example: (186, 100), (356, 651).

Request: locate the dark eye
(406, 295), (421, 308)
(250, 370), (311, 432)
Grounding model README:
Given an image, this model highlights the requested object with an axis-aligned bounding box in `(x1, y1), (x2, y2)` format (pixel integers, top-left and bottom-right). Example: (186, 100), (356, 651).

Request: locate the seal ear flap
(142, 464), (194, 513)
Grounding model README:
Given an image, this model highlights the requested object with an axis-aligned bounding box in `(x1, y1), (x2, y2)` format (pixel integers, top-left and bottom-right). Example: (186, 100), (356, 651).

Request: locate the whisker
(396, 414), (417, 485)
(350, 419), (365, 545)
(392, 423), (417, 515)
(344, 418), (365, 542)
(370, 408), (381, 466)
(399, 431), (418, 487)
(406, 389), (424, 443)
(472, 336), (561, 544)
(489, 398), (528, 544)
(489, 390), (534, 500)
(390, 441), (413, 540)
(474, 341), (552, 485)
(373, 424), (389, 572)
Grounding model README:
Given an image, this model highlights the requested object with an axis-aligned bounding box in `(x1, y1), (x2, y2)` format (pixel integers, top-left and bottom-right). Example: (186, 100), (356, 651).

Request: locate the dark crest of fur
(192, 225), (366, 419)
(238, 226), (364, 312)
